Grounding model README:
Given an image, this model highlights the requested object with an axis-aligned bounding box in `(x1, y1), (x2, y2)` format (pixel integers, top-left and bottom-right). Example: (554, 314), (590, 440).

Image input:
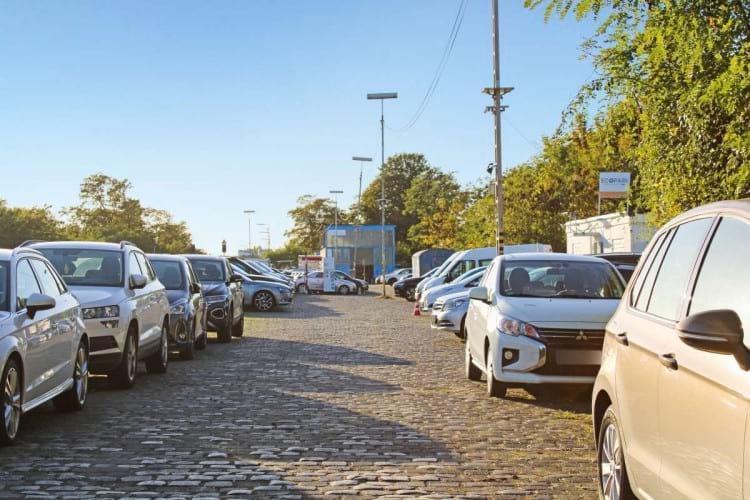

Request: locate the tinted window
(0, 261), (9, 312)
(690, 217), (750, 332)
(500, 259), (624, 299)
(16, 259), (41, 310)
(448, 260), (476, 282)
(185, 261), (200, 288)
(39, 248), (124, 287)
(30, 259), (63, 297)
(151, 260), (186, 291)
(647, 218), (713, 320)
(634, 232), (671, 310)
(189, 259), (226, 282)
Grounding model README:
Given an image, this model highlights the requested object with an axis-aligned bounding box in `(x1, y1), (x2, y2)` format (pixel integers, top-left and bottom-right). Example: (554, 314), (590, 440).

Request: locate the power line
(387, 0), (468, 133)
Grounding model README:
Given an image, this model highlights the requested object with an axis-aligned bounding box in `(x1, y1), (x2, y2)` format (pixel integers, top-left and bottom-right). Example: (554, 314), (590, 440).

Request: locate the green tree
(264, 241), (306, 268)
(0, 200), (66, 248)
(285, 195), (344, 251)
(403, 168), (466, 250)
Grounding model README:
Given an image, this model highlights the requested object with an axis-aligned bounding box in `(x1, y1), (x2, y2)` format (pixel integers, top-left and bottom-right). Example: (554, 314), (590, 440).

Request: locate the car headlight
(170, 302), (187, 314)
(82, 305), (120, 320)
(443, 298), (467, 311)
(205, 295), (228, 304)
(497, 315), (540, 339)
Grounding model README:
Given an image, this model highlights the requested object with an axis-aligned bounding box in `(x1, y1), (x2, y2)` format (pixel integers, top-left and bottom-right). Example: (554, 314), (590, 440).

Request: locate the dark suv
(185, 255), (244, 343)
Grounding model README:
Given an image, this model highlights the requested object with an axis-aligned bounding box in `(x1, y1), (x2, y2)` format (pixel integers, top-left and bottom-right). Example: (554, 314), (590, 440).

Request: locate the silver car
(0, 247), (89, 445)
(431, 290), (470, 339)
(32, 241), (170, 389)
(236, 271), (293, 312)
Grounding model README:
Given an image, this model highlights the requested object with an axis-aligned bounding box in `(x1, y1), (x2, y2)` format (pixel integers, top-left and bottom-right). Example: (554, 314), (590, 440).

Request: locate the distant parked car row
(0, 240), (295, 445)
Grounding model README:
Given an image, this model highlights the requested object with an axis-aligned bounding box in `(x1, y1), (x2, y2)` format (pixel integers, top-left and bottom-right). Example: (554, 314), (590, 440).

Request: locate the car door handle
(659, 353), (678, 370)
(611, 331), (629, 346)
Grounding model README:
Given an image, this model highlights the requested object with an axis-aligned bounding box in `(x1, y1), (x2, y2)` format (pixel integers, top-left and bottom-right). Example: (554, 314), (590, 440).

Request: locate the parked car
(296, 271), (357, 295)
(376, 268), (412, 285)
(418, 247), (495, 296)
(232, 269), (293, 312)
(431, 290), (471, 339)
(592, 252), (642, 282)
(415, 253), (458, 298)
(333, 271), (368, 294)
(239, 258), (294, 286)
(419, 266), (487, 312)
(394, 267), (439, 301)
(464, 253), (624, 399)
(228, 257), (293, 287)
(0, 247), (89, 445)
(185, 255), (244, 343)
(34, 241), (170, 389)
(148, 254), (207, 360)
(592, 200), (750, 500)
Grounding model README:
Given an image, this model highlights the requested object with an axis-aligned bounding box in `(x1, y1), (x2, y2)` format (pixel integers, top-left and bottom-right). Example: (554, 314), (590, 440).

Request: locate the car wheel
(465, 339), (481, 381)
(146, 322), (169, 374)
(181, 321), (195, 360)
(218, 309), (232, 343)
(486, 358), (507, 398)
(232, 314), (245, 338)
(387, 278), (397, 286)
(253, 291), (276, 312)
(338, 285), (350, 296)
(598, 406), (634, 500)
(405, 287), (416, 302)
(296, 283), (309, 294)
(110, 328), (138, 389)
(0, 358), (22, 445)
(54, 340), (89, 412)
(456, 317), (467, 340)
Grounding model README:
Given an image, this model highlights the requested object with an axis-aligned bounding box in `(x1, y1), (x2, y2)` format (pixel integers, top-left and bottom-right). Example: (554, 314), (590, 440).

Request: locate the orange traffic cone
(413, 299), (421, 316)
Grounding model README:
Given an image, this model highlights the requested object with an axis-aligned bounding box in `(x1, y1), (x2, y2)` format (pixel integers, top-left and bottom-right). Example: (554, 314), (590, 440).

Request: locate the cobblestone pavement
(0, 292), (597, 499)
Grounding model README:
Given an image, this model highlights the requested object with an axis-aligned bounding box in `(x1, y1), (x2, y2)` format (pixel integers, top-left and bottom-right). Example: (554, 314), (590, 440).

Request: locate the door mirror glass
(468, 286), (489, 302)
(676, 309), (743, 355)
(229, 273), (244, 283)
(130, 274), (148, 290)
(26, 293), (56, 319)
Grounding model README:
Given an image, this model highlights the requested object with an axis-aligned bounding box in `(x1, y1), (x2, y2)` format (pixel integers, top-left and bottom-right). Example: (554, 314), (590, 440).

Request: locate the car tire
(253, 291), (276, 312)
(181, 321), (195, 361)
(486, 358), (507, 398)
(465, 340), (481, 381)
(405, 287), (416, 302)
(0, 358), (22, 445)
(110, 328), (138, 389)
(296, 283), (309, 294)
(145, 322), (169, 374)
(54, 340), (89, 412)
(455, 317), (467, 340)
(387, 278), (397, 286)
(218, 309), (232, 343)
(194, 318), (207, 350)
(337, 285), (350, 295)
(232, 314), (244, 338)
(598, 406), (635, 500)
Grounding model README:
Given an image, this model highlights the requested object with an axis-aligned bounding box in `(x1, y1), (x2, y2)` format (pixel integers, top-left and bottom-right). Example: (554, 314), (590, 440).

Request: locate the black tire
(194, 317), (207, 350)
(465, 339), (481, 381)
(217, 309), (232, 343)
(405, 287), (416, 302)
(0, 358), (22, 445)
(253, 291), (276, 312)
(486, 357), (507, 398)
(110, 328), (138, 389)
(54, 340), (89, 412)
(338, 285), (350, 296)
(232, 314), (244, 338)
(145, 322), (169, 374)
(387, 278), (397, 286)
(180, 321), (195, 361)
(455, 317), (467, 340)
(597, 406), (635, 500)
(296, 283), (309, 294)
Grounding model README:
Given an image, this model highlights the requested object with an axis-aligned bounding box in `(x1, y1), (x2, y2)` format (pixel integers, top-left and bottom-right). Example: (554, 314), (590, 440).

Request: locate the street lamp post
(329, 190), (343, 271)
(243, 209), (255, 255)
(257, 223), (270, 252)
(367, 92), (397, 298)
(351, 156), (372, 280)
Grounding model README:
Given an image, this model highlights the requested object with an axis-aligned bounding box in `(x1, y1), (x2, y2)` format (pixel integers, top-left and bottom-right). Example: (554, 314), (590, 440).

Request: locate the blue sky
(0, 1), (596, 254)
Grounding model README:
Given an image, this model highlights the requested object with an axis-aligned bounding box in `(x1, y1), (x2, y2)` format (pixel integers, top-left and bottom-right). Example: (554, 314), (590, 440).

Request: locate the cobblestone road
(0, 292), (597, 499)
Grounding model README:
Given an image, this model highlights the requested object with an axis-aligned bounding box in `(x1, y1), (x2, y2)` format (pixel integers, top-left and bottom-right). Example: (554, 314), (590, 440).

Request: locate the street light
(351, 156), (372, 280)
(243, 209), (255, 255)
(329, 190), (343, 270)
(256, 223), (270, 252)
(367, 91), (398, 298)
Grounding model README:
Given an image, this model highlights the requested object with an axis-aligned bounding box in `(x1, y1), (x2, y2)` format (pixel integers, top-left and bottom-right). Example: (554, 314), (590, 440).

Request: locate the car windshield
(151, 260), (185, 291)
(0, 261), (9, 312)
(455, 266), (486, 284)
(39, 248), (124, 287)
(433, 255), (458, 277)
(500, 260), (624, 299)
(189, 259), (226, 282)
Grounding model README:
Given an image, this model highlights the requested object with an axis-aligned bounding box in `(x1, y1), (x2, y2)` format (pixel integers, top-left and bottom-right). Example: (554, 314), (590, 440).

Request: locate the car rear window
(151, 260), (186, 291)
(189, 259), (226, 283)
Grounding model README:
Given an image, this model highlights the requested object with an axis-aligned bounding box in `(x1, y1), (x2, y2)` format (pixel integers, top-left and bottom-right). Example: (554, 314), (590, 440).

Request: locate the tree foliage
(0, 200), (66, 248)
(285, 195), (345, 251)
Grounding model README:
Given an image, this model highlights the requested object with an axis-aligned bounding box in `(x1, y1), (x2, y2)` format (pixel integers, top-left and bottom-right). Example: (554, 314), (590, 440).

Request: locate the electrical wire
(387, 0), (468, 133)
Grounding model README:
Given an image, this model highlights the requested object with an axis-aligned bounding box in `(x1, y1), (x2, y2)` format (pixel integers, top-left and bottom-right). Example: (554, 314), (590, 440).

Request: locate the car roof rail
(120, 240), (139, 249)
(12, 246), (43, 257)
(18, 239), (46, 247)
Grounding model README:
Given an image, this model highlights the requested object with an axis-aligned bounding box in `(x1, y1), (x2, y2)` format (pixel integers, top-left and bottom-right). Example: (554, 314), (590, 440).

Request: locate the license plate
(556, 350), (601, 365)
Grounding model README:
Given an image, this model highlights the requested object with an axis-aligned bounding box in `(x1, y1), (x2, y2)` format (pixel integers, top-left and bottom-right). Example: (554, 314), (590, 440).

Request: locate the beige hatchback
(593, 200), (750, 500)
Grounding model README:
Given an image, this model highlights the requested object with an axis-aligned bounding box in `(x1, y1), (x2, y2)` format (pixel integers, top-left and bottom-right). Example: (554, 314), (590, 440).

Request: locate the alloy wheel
(74, 345), (89, 405)
(3, 366), (21, 440)
(126, 335), (137, 382)
(160, 327), (168, 364)
(254, 292), (274, 311)
(600, 422), (623, 500)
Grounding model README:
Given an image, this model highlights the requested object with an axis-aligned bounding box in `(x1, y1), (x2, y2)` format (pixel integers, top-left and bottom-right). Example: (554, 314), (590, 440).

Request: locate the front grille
(90, 336), (118, 352)
(536, 328), (606, 349)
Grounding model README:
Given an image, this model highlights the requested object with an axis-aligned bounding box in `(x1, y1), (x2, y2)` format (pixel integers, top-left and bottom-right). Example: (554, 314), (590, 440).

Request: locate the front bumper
(205, 298), (231, 331)
(84, 317), (128, 373)
(491, 334), (599, 386)
(430, 307), (464, 333)
(168, 315), (192, 348)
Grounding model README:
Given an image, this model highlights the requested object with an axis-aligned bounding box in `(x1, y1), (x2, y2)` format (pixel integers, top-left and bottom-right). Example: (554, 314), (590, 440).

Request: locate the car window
(448, 260), (476, 282)
(29, 259), (63, 298)
(16, 259), (42, 310)
(646, 218), (713, 320)
(690, 217), (750, 338)
(0, 261), (9, 312)
(189, 259), (226, 282)
(47, 262), (68, 294)
(129, 252), (143, 277)
(185, 261), (200, 289)
(135, 253), (155, 281)
(39, 248), (124, 287)
(482, 261), (498, 295)
(633, 231), (671, 310)
(479, 258), (494, 267)
(151, 260), (185, 291)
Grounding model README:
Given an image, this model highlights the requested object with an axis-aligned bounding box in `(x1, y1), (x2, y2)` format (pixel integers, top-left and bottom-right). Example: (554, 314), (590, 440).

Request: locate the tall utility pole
(257, 223), (270, 252)
(243, 209), (255, 254)
(352, 156), (372, 280)
(329, 190), (343, 268)
(367, 92), (398, 298)
(483, 0), (512, 256)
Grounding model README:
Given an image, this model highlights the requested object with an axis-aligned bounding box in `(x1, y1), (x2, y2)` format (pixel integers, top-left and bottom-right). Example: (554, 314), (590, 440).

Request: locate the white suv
(32, 241), (170, 388)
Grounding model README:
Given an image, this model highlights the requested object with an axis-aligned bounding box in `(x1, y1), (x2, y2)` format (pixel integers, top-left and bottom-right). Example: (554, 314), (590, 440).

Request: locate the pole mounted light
(329, 190), (344, 268)
(243, 209), (255, 254)
(351, 156), (372, 280)
(367, 92), (398, 298)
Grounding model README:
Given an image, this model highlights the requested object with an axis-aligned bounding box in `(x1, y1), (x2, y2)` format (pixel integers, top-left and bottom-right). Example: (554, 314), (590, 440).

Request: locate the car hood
(397, 276), (424, 287)
(499, 297), (620, 327)
(199, 282), (228, 297)
(166, 290), (188, 304)
(436, 290), (469, 304)
(70, 286), (127, 307)
(426, 282), (465, 299)
(418, 276), (446, 293)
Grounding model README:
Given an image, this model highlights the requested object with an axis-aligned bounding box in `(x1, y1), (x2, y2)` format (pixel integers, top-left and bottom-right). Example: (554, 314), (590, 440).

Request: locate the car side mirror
(229, 274), (244, 284)
(468, 286), (490, 303)
(130, 274), (148, 289)
(676, 309), (750, 368)
(191, 283), (202, 294)
(26, 293), (56, 319)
